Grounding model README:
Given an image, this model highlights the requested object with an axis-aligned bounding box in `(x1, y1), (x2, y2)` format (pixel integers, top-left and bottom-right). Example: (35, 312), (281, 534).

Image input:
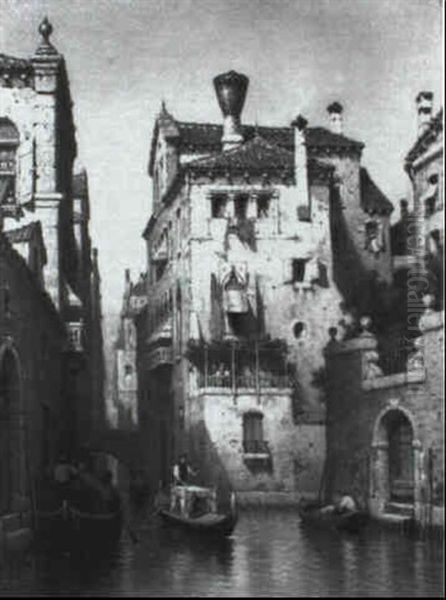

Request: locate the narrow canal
(1, 510), (443, 597)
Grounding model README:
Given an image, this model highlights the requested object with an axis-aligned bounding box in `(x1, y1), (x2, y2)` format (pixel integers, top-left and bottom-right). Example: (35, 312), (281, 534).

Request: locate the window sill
(243, 453), (270, 460)
(292, 281), (313, 291)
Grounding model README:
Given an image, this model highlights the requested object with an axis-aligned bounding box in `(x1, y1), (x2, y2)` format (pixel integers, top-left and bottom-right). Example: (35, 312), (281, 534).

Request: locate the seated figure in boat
(169, 484), (217, 518)
(320, 492), (357, 515)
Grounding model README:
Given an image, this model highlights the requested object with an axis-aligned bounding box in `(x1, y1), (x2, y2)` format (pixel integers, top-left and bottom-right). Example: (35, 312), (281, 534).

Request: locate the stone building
(137, 70), (394, 497)
(112, 270), (147, 430)
(324, 93), (444, 529)
(0, 20), (104, 522)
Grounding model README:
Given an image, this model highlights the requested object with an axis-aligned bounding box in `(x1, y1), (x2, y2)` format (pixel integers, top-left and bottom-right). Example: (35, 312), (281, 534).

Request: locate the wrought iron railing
(378, 340), (413, 375)
(194, 340), (290, 391)
(242, 440), (269, 454)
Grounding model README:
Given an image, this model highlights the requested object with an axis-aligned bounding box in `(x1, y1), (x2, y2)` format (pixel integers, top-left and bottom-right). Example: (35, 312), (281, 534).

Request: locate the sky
(0, 0), (443, 319)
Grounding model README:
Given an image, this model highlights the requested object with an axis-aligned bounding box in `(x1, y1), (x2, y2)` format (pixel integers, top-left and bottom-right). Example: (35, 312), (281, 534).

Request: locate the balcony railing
(378, 339), (414, 375)
(193, 340), (290, 391)
(243, 440), (269, 455)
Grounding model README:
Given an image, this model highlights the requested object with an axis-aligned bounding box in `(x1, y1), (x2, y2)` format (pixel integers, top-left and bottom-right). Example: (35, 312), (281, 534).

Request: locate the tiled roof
(176, 121), (363, 153)
(186, 133), (333, 181)
(72, 169), (88, 198)
(360, 168), (394, 215)
(0, 53), (32, 70)
(149, 117), (363, 175)
(4, 221), (42, 243)
(405, 109), (443, 168)
(187, 134), (294, 173)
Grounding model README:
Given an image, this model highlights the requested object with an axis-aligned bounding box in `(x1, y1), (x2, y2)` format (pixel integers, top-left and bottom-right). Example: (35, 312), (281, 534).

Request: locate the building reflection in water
(0, 512), (443, 597)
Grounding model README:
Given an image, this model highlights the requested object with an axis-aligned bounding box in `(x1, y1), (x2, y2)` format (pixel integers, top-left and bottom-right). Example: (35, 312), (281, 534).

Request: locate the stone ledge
(362, 369), (426, 391)
(198, 387), (293, 396)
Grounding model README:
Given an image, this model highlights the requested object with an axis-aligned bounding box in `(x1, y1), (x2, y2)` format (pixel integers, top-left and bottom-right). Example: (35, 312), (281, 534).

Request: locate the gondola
(297, 502), (368, 533)
(36, 501), (122, 553)
(156, 485), (237, 537)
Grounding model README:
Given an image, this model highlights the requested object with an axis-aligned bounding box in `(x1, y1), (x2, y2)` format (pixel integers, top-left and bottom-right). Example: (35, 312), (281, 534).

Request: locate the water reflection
(0, 511), (443, 597)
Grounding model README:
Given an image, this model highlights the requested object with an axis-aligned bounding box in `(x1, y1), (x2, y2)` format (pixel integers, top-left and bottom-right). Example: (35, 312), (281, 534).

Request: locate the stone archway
(0, 343), (23, 514)
(371, 405), (419, 512)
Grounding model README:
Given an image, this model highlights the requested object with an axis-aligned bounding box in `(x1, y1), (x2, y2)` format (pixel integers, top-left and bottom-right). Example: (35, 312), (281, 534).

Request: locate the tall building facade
(324, 93), (443, 528)
(0, 20), (104, 517)
(137, 71), (394, 496)
(113, 270), (147, 430)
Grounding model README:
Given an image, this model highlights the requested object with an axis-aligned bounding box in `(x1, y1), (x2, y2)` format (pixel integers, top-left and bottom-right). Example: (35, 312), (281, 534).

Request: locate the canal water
(0, 510), (443, 597)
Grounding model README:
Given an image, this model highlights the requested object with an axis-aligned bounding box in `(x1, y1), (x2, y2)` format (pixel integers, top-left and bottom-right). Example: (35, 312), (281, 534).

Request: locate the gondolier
(173, 454), (197, 486)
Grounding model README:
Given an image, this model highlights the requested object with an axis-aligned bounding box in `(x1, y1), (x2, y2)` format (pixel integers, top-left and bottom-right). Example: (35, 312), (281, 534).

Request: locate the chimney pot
(327, 102), (344, 135)
(400, 199), (409, 218)
(416, 91), (433, 136)
(214, 71), (249, 150)
(291, 114), (308, 131)
(291, 115), (309, 213)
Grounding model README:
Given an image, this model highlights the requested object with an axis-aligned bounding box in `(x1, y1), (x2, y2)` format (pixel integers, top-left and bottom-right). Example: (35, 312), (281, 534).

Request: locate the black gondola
(36, 500), (122, 553)
(156, 485), (237, 537)
(297, 502), (369, 533)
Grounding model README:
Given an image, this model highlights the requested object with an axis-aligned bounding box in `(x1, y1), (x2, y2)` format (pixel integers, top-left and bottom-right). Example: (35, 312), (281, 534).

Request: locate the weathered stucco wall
(1, 236), (66, 512)
(187, 387), (325, 494)
(325, 310), (443, 525)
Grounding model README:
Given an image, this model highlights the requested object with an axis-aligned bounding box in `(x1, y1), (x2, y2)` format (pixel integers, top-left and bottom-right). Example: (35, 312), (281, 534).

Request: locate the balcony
(243, 439), (270, 457)
(188, 339), (291, 393)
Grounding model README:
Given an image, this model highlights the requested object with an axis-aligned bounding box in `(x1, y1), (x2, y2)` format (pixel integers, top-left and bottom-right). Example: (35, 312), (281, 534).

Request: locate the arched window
(0, 118), (19, 212)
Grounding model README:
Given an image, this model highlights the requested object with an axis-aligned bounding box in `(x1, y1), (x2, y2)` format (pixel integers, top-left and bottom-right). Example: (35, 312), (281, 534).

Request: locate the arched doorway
(387, 412), (414, 502)
(0, 346), (22, 513)
(371, 407), (416, 509)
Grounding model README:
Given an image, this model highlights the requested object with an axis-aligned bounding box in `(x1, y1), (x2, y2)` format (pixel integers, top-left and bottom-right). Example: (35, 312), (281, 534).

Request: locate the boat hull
(158, 508), (237, 536)
(36, 506), (122, 553)
(298, 506), (368, 533)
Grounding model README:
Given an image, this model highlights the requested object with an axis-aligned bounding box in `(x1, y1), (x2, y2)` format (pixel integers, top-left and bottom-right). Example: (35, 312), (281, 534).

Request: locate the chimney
(124, 268), (131, 295)
(327, 102), (343, 135)
(400, 199), (409, 220)
(213, 71), (249, 151)
(291, 115), (309, 212)
(416, 91), (433, 136)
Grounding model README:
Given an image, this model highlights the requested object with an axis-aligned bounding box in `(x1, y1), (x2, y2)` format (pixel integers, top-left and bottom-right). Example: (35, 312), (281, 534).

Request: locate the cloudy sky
(1, 0), (443, 318)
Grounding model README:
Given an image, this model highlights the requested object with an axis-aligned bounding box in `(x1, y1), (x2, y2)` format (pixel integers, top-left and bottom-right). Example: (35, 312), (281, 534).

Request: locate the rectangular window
(211, 194), (227, 218)
(0, 175), (15, 206)
(257, 194), (271, 218)
(243, 412), (267, 454)
(234, 194), (249, 220)
(292, 259), (307, 282)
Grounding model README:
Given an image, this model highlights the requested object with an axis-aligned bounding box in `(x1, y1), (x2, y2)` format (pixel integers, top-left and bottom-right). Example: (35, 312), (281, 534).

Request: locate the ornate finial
(39, 17), (53, 43)
(35, 16), (58, 56)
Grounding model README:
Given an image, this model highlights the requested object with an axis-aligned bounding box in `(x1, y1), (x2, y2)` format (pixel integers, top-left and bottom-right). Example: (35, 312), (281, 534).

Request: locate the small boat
(298, 501), (368, 533)
(36, 501), (122, 553)
(156, 485), (237, 537)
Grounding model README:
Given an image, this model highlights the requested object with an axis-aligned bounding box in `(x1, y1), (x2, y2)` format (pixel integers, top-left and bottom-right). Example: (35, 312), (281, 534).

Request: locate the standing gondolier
(172, 454), (197, 486)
